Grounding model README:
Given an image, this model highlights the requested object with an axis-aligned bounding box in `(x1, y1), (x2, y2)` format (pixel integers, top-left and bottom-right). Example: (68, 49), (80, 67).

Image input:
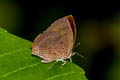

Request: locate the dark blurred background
(0, 0), (120, 80)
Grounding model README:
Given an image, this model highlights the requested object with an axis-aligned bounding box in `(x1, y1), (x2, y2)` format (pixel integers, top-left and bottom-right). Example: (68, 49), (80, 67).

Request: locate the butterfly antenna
(73, 42), (87, 59)
(73, 52), (87, 60)
(73, 42), (80, 50)
(74, 52), (84, 58)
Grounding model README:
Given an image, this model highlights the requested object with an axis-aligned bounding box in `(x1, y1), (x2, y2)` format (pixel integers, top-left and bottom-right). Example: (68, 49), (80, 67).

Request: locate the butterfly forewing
(45, 15), (76, 54)
(66, 15), (76, 44)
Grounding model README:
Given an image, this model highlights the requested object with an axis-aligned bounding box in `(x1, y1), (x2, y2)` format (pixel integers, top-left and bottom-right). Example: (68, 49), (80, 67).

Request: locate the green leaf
(0, 28), (87, 80)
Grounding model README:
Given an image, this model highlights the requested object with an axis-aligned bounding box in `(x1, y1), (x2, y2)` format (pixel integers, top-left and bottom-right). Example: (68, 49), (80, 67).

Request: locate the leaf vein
(46, 71), (76, 80)
(0, 48), (28, 58)
(0, 62), (40, 79)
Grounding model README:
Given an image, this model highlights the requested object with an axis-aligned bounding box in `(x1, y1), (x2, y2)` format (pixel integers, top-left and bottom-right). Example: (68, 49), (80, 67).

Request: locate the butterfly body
(32, 15), (76, 64)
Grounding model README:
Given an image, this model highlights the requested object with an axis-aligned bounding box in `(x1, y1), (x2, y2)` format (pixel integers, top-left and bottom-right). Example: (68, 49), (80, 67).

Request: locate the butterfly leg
(48, 61), (57, 69)
(69, 58), (72, 62)
(41, 59), (57, 69)
(61, 60), (66, 68)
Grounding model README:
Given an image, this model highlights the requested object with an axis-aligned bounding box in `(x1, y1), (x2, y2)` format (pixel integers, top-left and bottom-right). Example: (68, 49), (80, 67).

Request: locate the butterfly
(32, 15), (79, 69)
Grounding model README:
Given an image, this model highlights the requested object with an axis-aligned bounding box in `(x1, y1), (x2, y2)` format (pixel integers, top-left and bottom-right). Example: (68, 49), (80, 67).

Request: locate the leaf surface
(0, 28), (87, 80)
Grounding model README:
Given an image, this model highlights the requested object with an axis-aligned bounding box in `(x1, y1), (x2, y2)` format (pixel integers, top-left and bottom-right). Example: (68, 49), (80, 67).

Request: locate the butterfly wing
(32, 15), (76, 61)
(32, 31), (68, 61)
(45, 15), (76, 55)
(66, 15), (76, 44)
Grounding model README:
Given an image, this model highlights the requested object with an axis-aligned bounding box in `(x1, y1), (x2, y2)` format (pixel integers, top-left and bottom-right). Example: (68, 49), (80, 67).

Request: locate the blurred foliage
(0, 0), (23, 35)
(105, 55), (120, 80)
(104, 14), (120, 80)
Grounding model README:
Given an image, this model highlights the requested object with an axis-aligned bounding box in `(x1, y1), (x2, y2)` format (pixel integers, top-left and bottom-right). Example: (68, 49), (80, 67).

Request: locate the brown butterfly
(32, 15), (79, 69)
